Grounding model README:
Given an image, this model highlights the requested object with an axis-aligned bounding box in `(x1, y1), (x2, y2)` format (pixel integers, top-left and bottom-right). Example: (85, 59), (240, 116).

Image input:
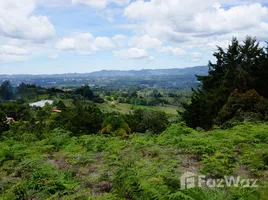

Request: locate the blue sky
(1, 0), (268, 74)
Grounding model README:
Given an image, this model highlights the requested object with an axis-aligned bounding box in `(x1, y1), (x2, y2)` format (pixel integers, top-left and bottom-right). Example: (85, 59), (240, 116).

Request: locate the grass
(1, 122), (267, 199)
(58, 98), (179, 115)
(96, 102), (178, 115)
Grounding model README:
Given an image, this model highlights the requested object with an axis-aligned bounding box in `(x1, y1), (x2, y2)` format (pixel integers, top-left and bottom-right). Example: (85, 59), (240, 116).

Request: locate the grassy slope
(96, 102), (178, 115)
(54, 98), (179, 115)
(0, 122), (267, 199)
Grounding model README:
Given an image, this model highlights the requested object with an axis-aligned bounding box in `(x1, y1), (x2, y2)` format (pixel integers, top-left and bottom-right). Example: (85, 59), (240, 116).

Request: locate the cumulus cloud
(129, 35), (162, 50)
(0, 0), (55, 42)
(56, 33), (115, 55)
(189, 52), (203, 62)
(124, 0), (268, 47)
(48, 55), (59, 60)
(112, 34), (128, 47)
(95, 37), (115, 49)
(158, 46), (202, 62)
(0, 45), (29, 56)
(72, 0), (130, 8)
(2, 0), (268, 66)
(159, 46), (186, 56)
(113, 48), (150, 59)
(0, 0), (56, 62)
(0, 45), (30, 62)
(113, 34), (127, 41)
(194, 4), (268, 36)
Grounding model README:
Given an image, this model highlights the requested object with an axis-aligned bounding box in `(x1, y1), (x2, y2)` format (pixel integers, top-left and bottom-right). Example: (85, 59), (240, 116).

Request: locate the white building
(29, 100), (53, 107)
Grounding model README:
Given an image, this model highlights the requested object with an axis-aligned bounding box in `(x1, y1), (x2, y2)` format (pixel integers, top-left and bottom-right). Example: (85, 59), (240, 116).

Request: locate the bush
(215, 89), (268, 127)
(126, 109), (169, 133)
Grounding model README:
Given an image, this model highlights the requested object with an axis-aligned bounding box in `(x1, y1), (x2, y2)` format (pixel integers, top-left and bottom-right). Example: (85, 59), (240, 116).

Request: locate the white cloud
(0, 55), (29, 63)
(56, 33), (114, 55)
(113, 48), (149, 59)
(194, 4), (268, 36)
(95, 37), (115, 49)
(56, 38), (77, 51)
(148, 56), (155, 61)
(0, 0), (55, 63)
(0, 0), (55, 42)
(37, 0), (72, 7)
(129, 35), (162, 50)
(189, 52), (203, 62)
(2, 0), (268, 67)
(113, 34), (127, 41)
(159, 46), (186, 56)
(0, 45), (29, 56)
(48, 55), (59, 60)
(124, 0), (268, 47)
(112, 34), (128, 47)
(0, 45), (30, 62)
(158, 45), (202, 62)
(72, 0), (130, 8)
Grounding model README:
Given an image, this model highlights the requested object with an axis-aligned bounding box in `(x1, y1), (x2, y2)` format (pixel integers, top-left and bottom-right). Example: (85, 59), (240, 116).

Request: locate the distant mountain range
(0, 66), (208, 78)
(89, 66), (208, 77)
(0, 66), (209, 88)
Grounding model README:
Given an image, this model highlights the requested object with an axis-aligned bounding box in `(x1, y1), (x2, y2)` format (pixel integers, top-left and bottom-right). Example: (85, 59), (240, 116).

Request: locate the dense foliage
(0, 122), (267, 199)
(183, 37), (268, 129)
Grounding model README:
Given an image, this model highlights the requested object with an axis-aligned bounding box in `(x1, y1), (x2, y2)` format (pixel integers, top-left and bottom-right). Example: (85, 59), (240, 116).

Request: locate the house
(5, 117), (15, 124)
(52, 110), (62, 113)
(29, 100), (53, 107)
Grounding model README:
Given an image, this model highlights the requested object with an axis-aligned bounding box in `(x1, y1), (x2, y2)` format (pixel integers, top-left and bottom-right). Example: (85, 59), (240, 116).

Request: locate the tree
(0, 102), (30, 121)
(183, 37), (268, 129)
(75, 85), (94, 100)
(214, 89), (268, 127)
(66, 105), (103, 135)
(0, 81), (16, 100)
(57, 100), (66, 110)
(0, 111), (9, 134)
(101, 113), (131, 137)
(126, 109), (169, 133)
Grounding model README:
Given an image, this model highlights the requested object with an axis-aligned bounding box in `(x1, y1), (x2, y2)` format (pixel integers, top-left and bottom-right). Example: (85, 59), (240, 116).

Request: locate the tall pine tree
(183, 37), (268, 129)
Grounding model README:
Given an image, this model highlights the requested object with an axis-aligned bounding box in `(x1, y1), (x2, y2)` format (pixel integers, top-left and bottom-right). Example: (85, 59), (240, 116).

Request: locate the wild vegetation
(183, 37), (268, 130)
(0, 122), (267, 199)
(0, 37), (268, 199)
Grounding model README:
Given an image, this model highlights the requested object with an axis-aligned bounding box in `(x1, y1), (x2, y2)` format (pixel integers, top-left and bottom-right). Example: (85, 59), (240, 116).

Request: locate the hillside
(1, 122), (267, 199)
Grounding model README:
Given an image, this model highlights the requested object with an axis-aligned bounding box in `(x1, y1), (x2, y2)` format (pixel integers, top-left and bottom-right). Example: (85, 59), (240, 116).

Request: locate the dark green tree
(0, 102), (30, 121)
(183, 37), (268, 129)
(0, 81), (16, 100)
(126, 109), (169, 133)
(66, 105), (103, 135)
(75, 85), (94, 100)
(214, 89), (268, 127)
(0, 111), (9, 134)
(57, 100), (66, 110)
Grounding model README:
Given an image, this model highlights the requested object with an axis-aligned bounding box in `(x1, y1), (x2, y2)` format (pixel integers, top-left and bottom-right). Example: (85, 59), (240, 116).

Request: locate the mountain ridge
(0, 66), (208, 77)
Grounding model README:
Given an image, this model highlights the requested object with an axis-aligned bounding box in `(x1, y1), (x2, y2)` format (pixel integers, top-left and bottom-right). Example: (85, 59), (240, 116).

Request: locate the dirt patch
(93, 181), (113, 193)
(181, 154), (203, 174)
(46, 153), (71, 170)
(236, 165), (251, 177)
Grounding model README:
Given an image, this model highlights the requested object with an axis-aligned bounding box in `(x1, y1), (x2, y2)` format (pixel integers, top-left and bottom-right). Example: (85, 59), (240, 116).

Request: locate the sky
(1, 0), (268, 74)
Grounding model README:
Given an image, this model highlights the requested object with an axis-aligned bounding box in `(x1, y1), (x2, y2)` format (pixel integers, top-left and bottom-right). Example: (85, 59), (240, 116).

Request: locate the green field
(96, 102), (178, 115)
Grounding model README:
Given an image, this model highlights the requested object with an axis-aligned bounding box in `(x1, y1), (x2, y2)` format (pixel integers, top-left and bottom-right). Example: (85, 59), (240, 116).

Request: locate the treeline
(183, 37), (268, 129)
(0, 81), (104, 103)
(0, 100), (169, 139)
(102, 88), (190, 107)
